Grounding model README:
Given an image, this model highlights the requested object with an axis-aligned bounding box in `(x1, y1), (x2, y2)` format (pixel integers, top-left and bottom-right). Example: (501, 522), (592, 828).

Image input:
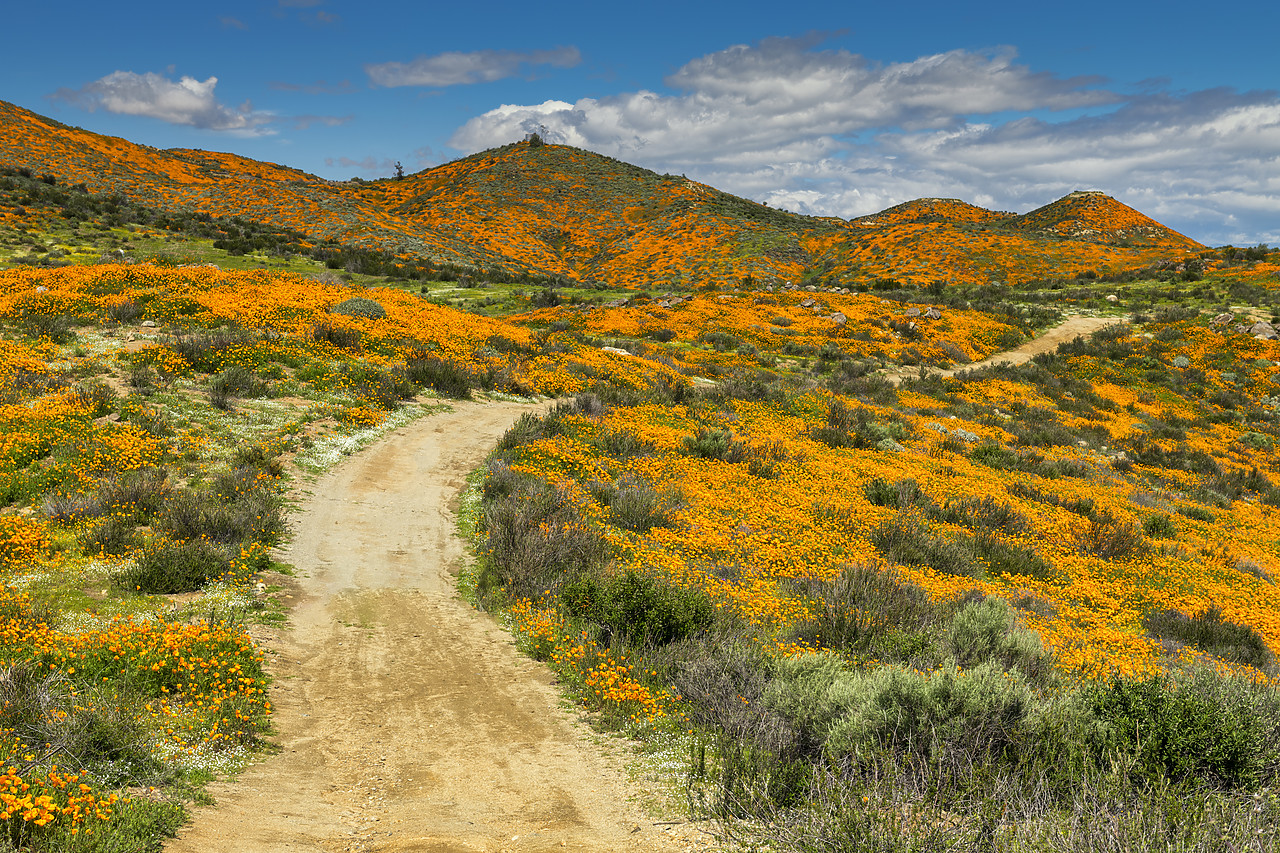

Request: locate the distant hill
(0, 98), (1203, 287)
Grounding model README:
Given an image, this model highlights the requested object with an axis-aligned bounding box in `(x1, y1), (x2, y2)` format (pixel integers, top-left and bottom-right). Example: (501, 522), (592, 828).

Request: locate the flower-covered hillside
(476, 308), (1280, 847)
(0, 98), (1206, 291)
(517, 289), (1029, 372)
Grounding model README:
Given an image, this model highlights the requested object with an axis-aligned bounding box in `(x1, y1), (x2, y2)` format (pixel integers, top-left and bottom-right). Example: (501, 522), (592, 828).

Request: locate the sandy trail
(167, 400), (700, 853)
(882, 314), (1123, 384)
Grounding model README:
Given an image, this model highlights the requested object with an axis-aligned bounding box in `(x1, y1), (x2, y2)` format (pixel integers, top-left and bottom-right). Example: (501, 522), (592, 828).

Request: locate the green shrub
(933, 496), (1030, 535)
(331, 296), (386, 319)
(1179, 504), (1215, 522)
(822, 660), (1034, 764)
(870, 514), (980, 578)
(594, 428), (654, 459)
(787, 564), (935, 661)
(947, 596), (1048, 678)
(682, 427), (746, 462)
(560, 569), (715, 649)
(115, 539), (230, 594)
(81, 516), (139, 556)
(1144, 605), (1273, 670)
(344, 364), (415, 408)
(1074, 510), (1145, 559)
(607, 482), (676, 532)
(20, 311), (74, 343)
(312, 321), (362, 350)
(406, 356), (475, 399)
(0, 664), (166, 787)
(862, 477), (925, 510)
(668, 635), (804, 768)
(973, 533), (1057, 581)
(169, 330), (259, 371)
(1089, 673), (1269, 788)
(158, 474), (284, 548)
(212, 365), (268, 397)
(72, 379), (117, 418)
(497, 410), (565, 451)
(1143, 513), (1177, 537)
(480, 484), (611, 600)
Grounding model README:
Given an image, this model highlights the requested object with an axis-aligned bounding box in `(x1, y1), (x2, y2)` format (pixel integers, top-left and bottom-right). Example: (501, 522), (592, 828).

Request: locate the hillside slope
(0, 98), (1203, 287)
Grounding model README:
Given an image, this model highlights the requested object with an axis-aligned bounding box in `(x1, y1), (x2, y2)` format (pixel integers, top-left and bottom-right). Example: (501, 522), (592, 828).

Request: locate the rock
(606, 299), (627, 308)
(141, 319), (157, 328)
(1106, 294), (1119, 303)
(1249, 321), (1278, 340)
(923, 307), (942, 320)
(35, 286), (48, 293)
(926, 422), (948, 434)
(830, 312), (847, 325)
(904, 307), (922, 317)
(1211, 312), (1234, 326)
(601, 346), (631, 356)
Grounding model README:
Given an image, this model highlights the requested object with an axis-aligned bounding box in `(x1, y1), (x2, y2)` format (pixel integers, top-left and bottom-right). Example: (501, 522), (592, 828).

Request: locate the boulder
(1249, 321), (1278, 340)
(904, 307), (922, 317)
(1211, 312), (1234, 326)
(924, 307), (942, 320)
(601, 346), (631, 356)
(830, 313), (847, 325)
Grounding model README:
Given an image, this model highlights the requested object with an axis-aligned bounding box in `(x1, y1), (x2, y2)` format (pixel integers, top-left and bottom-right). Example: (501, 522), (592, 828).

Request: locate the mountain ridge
(0, 98), (1203, 286)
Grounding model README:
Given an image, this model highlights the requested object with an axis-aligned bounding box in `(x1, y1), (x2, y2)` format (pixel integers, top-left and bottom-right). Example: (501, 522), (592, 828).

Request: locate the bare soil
(167, 400), (707, 853)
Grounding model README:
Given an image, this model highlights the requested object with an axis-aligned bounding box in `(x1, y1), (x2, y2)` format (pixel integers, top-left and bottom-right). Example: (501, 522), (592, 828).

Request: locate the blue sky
(3, 0), (1277, 245)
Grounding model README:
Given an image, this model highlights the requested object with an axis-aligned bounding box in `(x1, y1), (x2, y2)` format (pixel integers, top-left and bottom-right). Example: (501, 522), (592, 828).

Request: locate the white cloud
(447, 38), (1280, 245)
(366, 46), (581, 88)
(450, 39), (1114, 161)
(52, 71), (274, 134)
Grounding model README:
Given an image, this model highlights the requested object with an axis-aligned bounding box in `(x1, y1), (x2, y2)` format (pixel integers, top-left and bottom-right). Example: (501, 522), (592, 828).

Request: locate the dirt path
(167, 401), (704, 853)
(881, 314), (1124, 384)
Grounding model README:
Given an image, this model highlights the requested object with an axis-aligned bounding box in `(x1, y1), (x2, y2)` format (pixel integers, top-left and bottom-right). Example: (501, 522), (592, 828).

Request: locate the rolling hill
(0, 98), (1203, 288)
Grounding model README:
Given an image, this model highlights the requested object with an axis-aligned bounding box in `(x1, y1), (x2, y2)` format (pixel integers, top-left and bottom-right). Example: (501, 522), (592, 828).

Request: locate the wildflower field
(0, 258), (707, 849)
(473, 254), (1280, 851)
(2, 92), (1280, 850)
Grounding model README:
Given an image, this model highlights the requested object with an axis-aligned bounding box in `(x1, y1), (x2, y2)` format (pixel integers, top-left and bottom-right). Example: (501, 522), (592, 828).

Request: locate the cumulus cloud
(52, 71), (274, 134)
(450, 39), (1113, 160)
(366, 46), (581, 88)
(447, 37), (1280, 245)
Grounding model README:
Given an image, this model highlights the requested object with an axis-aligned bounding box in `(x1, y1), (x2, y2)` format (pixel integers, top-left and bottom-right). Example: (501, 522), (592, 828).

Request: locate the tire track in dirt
(167, 400), (704, 853)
